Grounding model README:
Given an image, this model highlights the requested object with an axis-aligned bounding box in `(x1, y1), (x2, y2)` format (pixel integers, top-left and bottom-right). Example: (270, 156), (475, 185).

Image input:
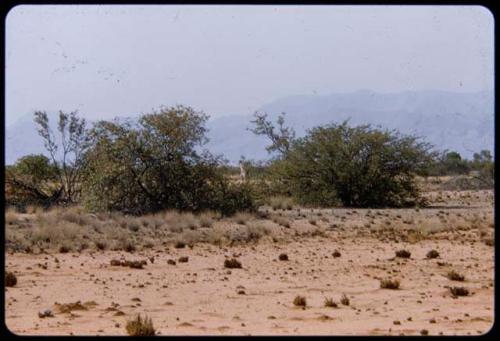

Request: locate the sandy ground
(5, 190), (495, 336)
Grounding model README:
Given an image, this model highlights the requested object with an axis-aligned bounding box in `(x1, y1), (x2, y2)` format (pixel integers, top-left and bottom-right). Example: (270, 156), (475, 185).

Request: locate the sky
(5, 5), (494, 127)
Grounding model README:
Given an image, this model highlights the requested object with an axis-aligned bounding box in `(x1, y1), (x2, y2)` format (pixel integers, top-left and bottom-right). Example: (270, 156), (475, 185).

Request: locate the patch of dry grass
(125, 314), (156, 336)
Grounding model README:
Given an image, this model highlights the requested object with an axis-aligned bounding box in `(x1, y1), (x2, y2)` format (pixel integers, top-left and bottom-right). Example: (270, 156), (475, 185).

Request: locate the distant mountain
(4, 90), (494, 165)
(206, 90), (494, 163)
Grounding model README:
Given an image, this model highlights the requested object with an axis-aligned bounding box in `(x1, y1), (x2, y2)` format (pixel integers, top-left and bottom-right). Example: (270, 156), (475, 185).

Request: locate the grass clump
(324, 297), (338, 308)
(426, 249), (440, 259)
(340, 293), (350, 306)
(332, 250), (341, 258)
(380, 278), (400, 289)
(224, 258), (242, 269)
(293, 295), (307, 307)
(278, 253), (289, 261)
(232, 212), (254, 225)
(125, 314), (156, 336)
(449, 286), (469, 297)
(395, 249), (411, 258)
(447, 270), (465, 282)
(269, 196), (294, 210)
(198, 212), (215, 228)
(5, 271), (17, 287)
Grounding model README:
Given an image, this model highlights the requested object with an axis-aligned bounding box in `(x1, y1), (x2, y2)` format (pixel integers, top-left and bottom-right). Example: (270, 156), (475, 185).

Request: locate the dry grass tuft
(293, 295), (307, 307)
(426, 249), (440, 259)
(324, 297), (338, 308)
(224, 258), (242, 269)
(125, 314), (156, 336)
(340, 293), (350, 306)
(269, 196), (294, 210)
(447, 270), (465, 282)
(449, 286), (469, 297)
(380, 278), (400, 289)
(5, 271), (17, 287)
(278, 253), (289, 261)
(395, 249), (411, 258)
(232, 212), (254, 225)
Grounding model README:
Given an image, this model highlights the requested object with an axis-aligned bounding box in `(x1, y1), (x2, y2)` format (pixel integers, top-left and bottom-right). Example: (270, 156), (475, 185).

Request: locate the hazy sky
(5, 5), (494, 127)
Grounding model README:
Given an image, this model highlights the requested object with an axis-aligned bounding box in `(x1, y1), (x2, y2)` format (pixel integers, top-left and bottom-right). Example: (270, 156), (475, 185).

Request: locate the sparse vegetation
(324, 298), (338, 308)
(380, 278), (400, 289)
(395, 249), (411, 258)
(5, 271), (17, 287)
(278, 253), (288, 261)
(293, 295), (307, 307)
(426, 249), (440, 259)
(340, 294), (350, 306)
(224, 258), (242, 269)
(449, 286), (469, 297)
(447, 270), (465, 282)
(125, 314), (156, 336)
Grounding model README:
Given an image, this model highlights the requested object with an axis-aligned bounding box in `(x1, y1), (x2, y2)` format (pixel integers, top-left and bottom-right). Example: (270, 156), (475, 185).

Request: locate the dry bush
(272, 216), (291, 228)
(395, 249), (411, 258)
(269, 196), (294, 211)
(95, 241), (107, 251)
(58, 245), (71, 253)
(324, 298), (337, 308)
(31, 217), (85, 250)
(232, 212), (254, 225)
(164, 211), (199, 232)
(55, 301), (88, 313)
(26, 205), (44, 214)
(426, 249), (440, 259)
(449, 286), (469, 297)
(5, 271), (17, 287)
(178, 256), (189, 263)
(293, 295), (307, 307)
(5, 207), (19, 225)
(447, 270), (465, 282)
(225, 222), (271, 244)
(125, 314), (156, 336)
(340, 294), (350, 306)
(279, 253), (289, 261)
(332, 250), (341, 258)
(380, 278), (400, 289)
(224, 258), (242, 269)
(198, 211), (216, 228)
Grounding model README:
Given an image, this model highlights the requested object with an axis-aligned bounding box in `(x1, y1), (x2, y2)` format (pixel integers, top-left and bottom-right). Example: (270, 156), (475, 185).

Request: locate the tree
(440, 151), (470, 175)
(248, 112), (296, 157)
(33, 110), (91, 203)
(82, 105), (255, 215)
(252, 118), (435, 208)
(5, 154), (60, 207)
(471, 149), (494, 187)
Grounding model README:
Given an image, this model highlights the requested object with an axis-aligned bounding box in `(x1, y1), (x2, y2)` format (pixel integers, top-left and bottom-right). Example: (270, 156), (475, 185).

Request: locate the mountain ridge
(5, 89), (494, 165)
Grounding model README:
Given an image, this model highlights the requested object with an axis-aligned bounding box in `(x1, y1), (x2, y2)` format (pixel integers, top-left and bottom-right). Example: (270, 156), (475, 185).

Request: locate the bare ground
(5, 190), (494, 335)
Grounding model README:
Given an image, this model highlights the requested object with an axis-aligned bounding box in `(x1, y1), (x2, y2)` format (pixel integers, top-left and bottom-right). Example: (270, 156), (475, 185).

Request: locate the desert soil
(5, 190), (494, 336)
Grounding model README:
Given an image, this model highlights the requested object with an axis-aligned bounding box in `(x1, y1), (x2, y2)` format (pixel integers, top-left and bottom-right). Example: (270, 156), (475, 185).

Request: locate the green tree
(252, 118), (435, 208)
(5, 154), (60, 207)
(82, 105), (255, 215)
(471, 149), (494, 187)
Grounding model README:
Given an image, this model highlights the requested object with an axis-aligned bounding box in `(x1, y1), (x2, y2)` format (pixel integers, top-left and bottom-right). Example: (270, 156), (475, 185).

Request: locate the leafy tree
(252, 117), (435, 208)
(5, 154), (60, 207)
(471, 149), (494, 187)
(82, 105), (255, 215)
(33, 110), (91, 203)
